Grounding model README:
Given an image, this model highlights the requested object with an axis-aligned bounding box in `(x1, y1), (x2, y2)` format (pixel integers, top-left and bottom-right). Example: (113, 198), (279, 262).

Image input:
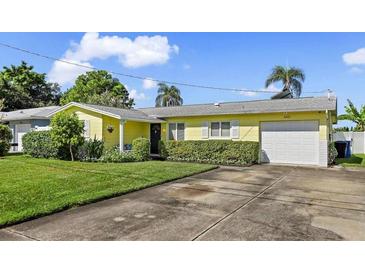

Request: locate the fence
(333, 132), (365, 154)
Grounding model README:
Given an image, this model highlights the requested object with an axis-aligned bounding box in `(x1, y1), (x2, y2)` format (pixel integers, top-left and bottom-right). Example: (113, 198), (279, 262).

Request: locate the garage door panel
(261, 121), (319, 165)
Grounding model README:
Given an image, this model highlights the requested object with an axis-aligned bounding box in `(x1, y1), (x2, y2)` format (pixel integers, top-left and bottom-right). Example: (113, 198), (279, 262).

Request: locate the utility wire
(0, 41), (326, 95)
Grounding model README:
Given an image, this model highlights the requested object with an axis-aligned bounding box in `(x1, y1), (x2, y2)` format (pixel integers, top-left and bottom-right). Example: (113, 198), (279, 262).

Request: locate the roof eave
(46, 102), (121, 120)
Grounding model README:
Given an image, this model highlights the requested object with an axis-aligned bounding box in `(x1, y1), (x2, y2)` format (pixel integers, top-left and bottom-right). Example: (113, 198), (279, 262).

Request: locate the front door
(150, 123), (161, 154)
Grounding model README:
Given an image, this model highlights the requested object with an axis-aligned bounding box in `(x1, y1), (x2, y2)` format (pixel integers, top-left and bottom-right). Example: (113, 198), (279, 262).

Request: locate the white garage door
(261, 121), (319, 165)
(16, 124), (31, 152)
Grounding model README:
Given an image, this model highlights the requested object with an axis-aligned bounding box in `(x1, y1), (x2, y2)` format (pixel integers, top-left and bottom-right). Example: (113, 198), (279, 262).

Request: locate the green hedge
(22, 131), (58, 158)
(100, 146), (137, 163)
(0, 125), (12, 156)
(132, 137), (150, 161)
(162, 140), (259, 166)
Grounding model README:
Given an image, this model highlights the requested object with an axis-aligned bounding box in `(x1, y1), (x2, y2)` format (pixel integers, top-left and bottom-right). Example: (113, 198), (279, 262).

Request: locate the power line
(0, 41), (326, 95)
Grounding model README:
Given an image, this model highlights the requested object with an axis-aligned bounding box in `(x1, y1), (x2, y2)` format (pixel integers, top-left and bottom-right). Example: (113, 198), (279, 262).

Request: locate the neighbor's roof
(2, 106), (60, 121)
(139, 96), (337, 118)
(48, 102), (164, 123)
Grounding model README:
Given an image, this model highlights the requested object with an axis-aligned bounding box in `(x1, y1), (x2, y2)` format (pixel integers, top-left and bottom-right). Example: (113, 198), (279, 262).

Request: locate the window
(211, 122), (220, 137)
(82, 120), (90, 138)
(221, 122), (230, 137)
(168, 123), (185, 140)
(210, 122), (231, 138)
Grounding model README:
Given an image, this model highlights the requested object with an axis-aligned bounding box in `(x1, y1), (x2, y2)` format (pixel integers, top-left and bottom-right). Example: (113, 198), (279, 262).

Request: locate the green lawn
(0, 155), (216, 227)
(335, 154), (365, 167)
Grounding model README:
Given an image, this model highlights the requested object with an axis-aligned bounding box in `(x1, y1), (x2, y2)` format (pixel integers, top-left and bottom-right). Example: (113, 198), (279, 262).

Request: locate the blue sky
(0, 32), (364, 127)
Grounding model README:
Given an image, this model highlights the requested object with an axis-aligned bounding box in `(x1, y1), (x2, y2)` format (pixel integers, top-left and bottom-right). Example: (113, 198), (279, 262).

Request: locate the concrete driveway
(1, 165), (365, 240)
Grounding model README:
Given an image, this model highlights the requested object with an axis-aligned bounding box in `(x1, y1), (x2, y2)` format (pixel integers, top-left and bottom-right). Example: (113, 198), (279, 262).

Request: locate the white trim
(46, 102), (165, 123)
(119, 120), (125, 152)
(47, 102), (121, 119)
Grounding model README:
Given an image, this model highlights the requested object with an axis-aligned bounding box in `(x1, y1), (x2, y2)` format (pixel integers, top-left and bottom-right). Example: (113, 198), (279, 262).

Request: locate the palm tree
(265, 66), (305, 98)
(338, 99), (365, 131)
(155, 83), (183, 107)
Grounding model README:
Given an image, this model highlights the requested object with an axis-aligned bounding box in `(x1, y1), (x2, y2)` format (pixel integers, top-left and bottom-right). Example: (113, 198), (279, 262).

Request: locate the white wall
(333, 132), (365, 154)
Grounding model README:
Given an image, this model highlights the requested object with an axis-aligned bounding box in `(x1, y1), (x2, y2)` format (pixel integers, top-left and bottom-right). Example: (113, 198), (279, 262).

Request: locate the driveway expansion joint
(3, 228), (40, 241)
(191, 172), (290, 241)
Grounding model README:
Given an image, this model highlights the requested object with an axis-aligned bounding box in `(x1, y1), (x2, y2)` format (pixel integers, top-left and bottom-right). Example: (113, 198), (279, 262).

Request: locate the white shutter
(202, 122), (209, 139)
(84, 120), (90, 138)
(230, 120), (239, 139)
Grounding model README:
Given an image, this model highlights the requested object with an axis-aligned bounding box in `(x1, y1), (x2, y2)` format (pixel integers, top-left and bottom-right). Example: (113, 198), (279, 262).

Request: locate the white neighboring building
(333, 131), (365, 154)
(1, 106), (59, 152)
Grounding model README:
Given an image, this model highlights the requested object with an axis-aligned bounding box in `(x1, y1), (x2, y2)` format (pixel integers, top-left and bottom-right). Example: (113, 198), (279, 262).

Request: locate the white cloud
(142, 78), (157, 89)
(236, 84), (280, 97)
(261, 83), (280, 93)
(343, 48), (365, 65)
(48, 32), (179, 85)
(48, 59), (92, 85)
(183, 64), (191, 70)
(129, 89), (147, 100)
(240, 91), (257, 97)
(349, 66), (364, 74)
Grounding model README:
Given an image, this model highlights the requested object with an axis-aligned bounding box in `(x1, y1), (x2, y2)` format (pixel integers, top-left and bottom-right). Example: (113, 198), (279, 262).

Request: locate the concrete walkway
(1, 165), (365, 240)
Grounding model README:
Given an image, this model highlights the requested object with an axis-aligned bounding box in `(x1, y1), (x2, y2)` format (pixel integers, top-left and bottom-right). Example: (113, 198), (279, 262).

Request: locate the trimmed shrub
(50, 112), (84, 161)
(77, 137), (104, 161)
(132, 137), (150, 161)
(0, 124), (12, 156)
(22, 130), (58, 158)
(328, 142), (338, 165)
(163, 140), (259, 166)
(99, 146), (136, 163)
(158, 140), (168, 159)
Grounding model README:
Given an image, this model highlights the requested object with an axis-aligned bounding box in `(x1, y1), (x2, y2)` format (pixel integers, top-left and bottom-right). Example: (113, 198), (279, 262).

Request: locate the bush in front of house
(0, 124), (12, 156)
(328, 142), (338, 165)
(99, 146), (137, 163)
(50, 112), (84, 161)
(132, 137), (150, 161)
(77, 137), (104, 161)
(161, 140), (259, 166)
(22, 130), (58, 158)
(158, 140), (168, 159)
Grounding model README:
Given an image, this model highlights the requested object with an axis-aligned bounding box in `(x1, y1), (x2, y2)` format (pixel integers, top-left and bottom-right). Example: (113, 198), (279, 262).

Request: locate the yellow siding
(64, 106), (103, 140)
(124, 121), (150, 144)
(102, 115), (120, 148)
(63, 106), (333, 148)
(165, 111), (329, 141)
(63, 106), (150, 148)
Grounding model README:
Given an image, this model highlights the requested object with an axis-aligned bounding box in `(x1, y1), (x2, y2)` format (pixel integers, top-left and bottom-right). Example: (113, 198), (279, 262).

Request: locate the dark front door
(150, 123), (161, 154)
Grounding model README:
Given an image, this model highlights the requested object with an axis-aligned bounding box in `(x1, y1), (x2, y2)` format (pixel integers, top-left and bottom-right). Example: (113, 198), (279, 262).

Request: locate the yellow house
(48, 96), (337, 167)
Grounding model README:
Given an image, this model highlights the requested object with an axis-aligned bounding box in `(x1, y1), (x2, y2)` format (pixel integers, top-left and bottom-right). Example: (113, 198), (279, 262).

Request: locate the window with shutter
(168, 123), (176, 140)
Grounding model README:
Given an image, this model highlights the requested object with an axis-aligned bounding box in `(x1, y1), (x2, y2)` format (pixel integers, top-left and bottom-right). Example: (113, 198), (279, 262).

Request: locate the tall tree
(265, 66), (305, 98)
(155, 83), (183, 107)
(61, 70), (134, 108)
(338, 99), (365, 131)
(0, 61), (60, 111)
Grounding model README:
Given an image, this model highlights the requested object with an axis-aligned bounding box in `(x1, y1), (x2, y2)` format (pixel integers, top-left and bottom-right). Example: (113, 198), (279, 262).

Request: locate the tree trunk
(69, 143), (74, 161)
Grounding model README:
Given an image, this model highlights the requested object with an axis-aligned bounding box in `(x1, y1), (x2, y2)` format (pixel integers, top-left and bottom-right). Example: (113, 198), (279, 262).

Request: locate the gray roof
(82, 103), (165, 122)
(2, 106), (60, 121)
(140, 96), (337, 118)
(49, 103), (164, 123)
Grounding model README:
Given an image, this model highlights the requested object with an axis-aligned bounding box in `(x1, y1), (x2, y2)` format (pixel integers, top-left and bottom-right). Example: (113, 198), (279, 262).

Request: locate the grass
(335, 154), (365, 167)
(0, 155), (216, 227)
